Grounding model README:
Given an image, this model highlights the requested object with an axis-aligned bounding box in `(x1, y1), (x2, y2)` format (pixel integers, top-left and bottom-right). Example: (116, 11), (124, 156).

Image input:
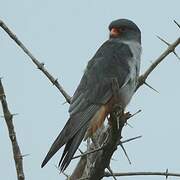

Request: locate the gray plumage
(41, 19), (142, 171)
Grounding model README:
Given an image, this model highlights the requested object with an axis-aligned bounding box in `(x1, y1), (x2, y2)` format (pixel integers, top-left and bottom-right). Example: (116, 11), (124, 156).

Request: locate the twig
(104, 171), (180, 178)
(120, 135), (142, 144)
(166, 169), (169, 179)
(144, 82), (159, 93)
(174, 20), (180, 29)
(119, 143), (131, 164)
(72, 144), (104, 160)
(107, 166), (118, 180)
(127, 109), (142, 119)
(0, 79), (25, 180)
(73, 135), (142, 160)
(156, 35), (180, 60)
(0, 19), (71, 103)
(137, 37), (180, 90)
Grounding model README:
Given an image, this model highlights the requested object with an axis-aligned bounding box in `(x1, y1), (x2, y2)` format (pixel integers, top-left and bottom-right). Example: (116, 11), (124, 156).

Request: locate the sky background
(0, 0), (180, 180)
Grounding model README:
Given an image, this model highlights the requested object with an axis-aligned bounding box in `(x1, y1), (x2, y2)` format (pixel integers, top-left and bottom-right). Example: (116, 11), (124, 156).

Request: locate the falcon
(41, 19), (142, 171)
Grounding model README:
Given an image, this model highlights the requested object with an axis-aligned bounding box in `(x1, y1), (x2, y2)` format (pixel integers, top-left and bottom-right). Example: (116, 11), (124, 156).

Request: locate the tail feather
(59, 124), (88, 171)
(41, 120), (71, 168)
(41, 105), (99, 168)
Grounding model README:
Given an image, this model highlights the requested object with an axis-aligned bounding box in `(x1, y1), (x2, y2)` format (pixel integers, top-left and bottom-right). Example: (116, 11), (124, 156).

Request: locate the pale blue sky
(0, 0), (180, 180)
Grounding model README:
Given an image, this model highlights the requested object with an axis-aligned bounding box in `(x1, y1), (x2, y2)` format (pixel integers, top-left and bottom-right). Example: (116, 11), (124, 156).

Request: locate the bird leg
(113, 104), (124, 130)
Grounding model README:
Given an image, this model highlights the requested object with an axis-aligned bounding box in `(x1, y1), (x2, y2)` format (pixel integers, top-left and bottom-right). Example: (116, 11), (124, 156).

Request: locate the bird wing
(41, 40), (133, 170)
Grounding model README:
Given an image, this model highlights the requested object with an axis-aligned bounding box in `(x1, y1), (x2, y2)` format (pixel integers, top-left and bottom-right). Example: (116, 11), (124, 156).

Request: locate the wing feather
(42, 40), (133, 170)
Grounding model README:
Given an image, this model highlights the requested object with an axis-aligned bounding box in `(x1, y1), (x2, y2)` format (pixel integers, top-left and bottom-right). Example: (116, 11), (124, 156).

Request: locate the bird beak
(110, 28), (121, 37)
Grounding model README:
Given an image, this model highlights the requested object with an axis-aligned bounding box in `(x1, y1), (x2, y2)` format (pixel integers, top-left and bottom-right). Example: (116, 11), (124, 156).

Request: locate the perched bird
(41, 19), (142, 171)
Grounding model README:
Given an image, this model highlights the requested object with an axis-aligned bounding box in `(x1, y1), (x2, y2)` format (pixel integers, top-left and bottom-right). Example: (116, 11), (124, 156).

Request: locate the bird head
(109, 19), (141, 43)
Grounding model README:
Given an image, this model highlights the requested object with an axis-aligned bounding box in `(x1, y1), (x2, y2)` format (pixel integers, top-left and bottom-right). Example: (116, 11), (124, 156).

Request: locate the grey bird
(41, 19), (142, 171)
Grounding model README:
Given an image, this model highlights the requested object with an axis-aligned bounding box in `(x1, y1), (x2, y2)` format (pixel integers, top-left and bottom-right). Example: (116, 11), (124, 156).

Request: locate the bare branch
(120, 135), (142, 144)
(0, 19), (71, 103)
(0, 79), (25, 180)
(156, 35), (180, 60)
(104, 170), (180, 178)
(127, 109), (142, 119)
(73, 135), (142, 160)
(72, 144), (104, 160)
(137, 37), (180, 90)
(174, 20), (180, 29)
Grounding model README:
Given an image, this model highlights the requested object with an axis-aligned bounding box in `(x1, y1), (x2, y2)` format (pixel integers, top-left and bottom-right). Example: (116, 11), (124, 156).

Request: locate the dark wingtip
(41, 132), (67, 169)
(41, 151), (54, 168)
(41, 157), (48, 168)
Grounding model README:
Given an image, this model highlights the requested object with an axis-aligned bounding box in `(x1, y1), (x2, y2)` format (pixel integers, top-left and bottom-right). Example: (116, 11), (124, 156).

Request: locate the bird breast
(118, 40), (142, 108)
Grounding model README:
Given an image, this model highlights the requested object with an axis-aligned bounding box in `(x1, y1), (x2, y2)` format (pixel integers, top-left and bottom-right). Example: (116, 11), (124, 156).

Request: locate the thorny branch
(0, 79), (25, 180)
(72, 136), (142, 160)
(104, 170), (180, 178)
(0, 19), (71, 103)
(69, 21), (180, 180)
(137, 37), (180, 90)
(0, 18), (180, 180)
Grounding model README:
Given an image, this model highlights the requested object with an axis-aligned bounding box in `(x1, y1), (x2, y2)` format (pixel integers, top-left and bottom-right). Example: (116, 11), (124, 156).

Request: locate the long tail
(41, 105), (99, 170)
(58, 124), (88, 171)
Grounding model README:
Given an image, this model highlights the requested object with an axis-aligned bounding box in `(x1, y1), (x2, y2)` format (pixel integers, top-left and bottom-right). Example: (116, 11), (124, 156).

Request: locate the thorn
(156, 35), (170, 46)
(174, 20), (180, 29)
(173, 51), (180, 60)
(73, 145), (104, 159)
(166, 168), (169, 179)
(129, 109), (142, 119)
(107, 166), (118, 180)
(156, 35), (180, 61)
(21, 154), (30, 158)
(38, 62), (45, 69)
(126, 122), (133, 128)
(111, 157), (118, 161)
(119, 143), (131, 164)
(144, 82), (159, 93)
(78, 148), (84, 154)
(61, 101), (67, 105)
(121, 135), (142, 144)
(52, 78), (58, 85)
(12, 113), (19, 116)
